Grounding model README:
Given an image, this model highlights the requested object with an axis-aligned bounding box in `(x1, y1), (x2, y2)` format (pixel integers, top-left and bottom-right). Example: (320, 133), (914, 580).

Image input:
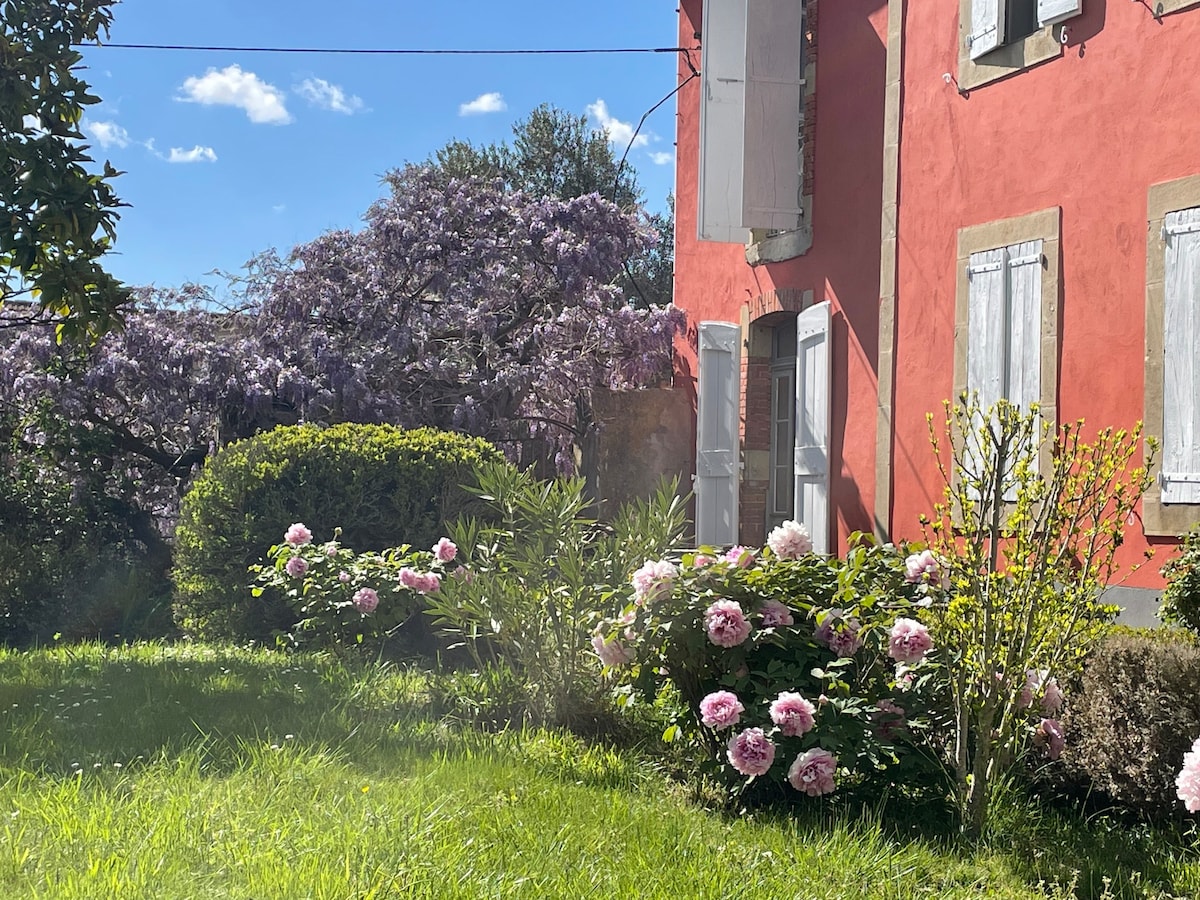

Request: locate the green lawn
(0, 644), (1194, 899)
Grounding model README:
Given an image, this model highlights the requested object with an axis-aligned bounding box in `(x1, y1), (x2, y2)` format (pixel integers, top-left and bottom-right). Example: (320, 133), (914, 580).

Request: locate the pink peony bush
(1178, 737), (1200, 814)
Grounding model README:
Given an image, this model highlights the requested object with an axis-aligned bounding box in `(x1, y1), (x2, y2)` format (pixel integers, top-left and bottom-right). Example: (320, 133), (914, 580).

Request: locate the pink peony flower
(727, 728), (776, 777)
(284, 523), (313, 547)
(769, 691), (816, 737)
(904, 549), (949, 588)
(416, 572), (441, 594)
(723, 546), (756, 568)
(767, 520), (813, 560)
(285, 556), (309, 578)
(1177, 737), (1200, 813)
(1019, 669), (1063, 716)
(399, 567), (419, 589)
(323, 542), (339, 557)
(814, 609), (862, 657)
(432, 538), (458, 563)
(704, 599), (752, 648)
(872, 699), (907, 740)
(759, 599), (795, 628)
(451, 565), (473, 582)
(894, 664), (915, 692)
(888, 617), (933, 664)
(699, 690), (745, 730)
(1042, 677), (1064, 717)
(338, 570), (351, 584)
(787, 748), (838, 796)
(693, 554), (715, 568)
(352, 588), (379, 613)
(1034, 718), (1065, 760)
(631, 559), (679, 604)
(591, 631), (634, 668)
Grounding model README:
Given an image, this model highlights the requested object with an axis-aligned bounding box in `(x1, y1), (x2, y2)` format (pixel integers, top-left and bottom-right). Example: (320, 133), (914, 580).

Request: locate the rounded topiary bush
(172, 423), (503, 642)
(1063, 628), (1200, 818)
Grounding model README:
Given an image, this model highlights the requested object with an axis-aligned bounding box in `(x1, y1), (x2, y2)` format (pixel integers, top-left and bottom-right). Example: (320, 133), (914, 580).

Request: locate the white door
(696, 321), (741, 545)
(794, 301), (831, 554)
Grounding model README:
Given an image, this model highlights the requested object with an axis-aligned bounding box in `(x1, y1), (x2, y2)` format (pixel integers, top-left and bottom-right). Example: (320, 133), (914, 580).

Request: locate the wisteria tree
(0, 167), (683, 538)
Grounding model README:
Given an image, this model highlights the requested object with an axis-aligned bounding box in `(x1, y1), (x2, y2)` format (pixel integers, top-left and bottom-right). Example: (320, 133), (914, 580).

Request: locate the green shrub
(172, 423), (502, 642)
(1063, 628), (1200, 818)
(1161, 527), (1200, 634)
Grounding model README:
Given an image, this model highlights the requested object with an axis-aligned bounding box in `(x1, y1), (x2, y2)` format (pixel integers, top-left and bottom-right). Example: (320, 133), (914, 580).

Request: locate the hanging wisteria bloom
(631, 559), (679, 604)
(1177, 737), (1200, 813)
(904, 549), (949, 589)
(769, 691), (816, 737)
(285, 556), (309, 578)
(352, 588), (379, 614)
(787, 748), (838, 796)
(767, 520), (813, 560)
(727, 728), (776, 777)
(760, 599), (795, 628)
(1033, 718), (1065, 760)
(699, 690), (745, 729)
(888, 618), (933, 664)
(704, 599), (752, 648)
(284, 523), (313, 546)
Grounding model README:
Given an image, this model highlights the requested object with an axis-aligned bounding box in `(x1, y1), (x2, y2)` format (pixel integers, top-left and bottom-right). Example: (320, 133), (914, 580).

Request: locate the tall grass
(0, 643), (1194, 898)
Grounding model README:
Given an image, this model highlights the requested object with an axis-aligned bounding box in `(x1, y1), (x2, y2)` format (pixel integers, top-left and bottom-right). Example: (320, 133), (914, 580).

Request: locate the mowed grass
(0, 644), (1195, 899)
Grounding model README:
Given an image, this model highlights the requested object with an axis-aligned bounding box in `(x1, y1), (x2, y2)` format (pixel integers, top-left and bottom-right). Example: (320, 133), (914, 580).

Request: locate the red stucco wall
(674, 0), (890, 553)
(888, 2), (1200, 585)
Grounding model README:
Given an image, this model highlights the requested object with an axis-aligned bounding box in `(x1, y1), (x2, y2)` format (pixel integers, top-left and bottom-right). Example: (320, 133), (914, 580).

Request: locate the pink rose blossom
(699, 690), (745, 730)
(760, 599), (795, 628)
(888, 617), (933, 664)
(727, 728), (776, 777)
(338, 570), (351, 584)
(904, 549), (949, 589)
(1177, 737), (1200, 813)
(704, 600), (752, 648)
(592, 631), (634, 668)
(284, 523), (312, 546)
(285, 556), (309, 578)
(433, 538), (458, 563)
(631, 559), (679, 604)
(814, 609), (862, 657)
(872, 699), (907, 740)
(767, 520), (813, 560)
(769, 691), (816, 737)
(787, 748), (838, 796)
(723, 546), (756, 568)
(352, 588), (379, 613)
(1034, 718), (1065, 760)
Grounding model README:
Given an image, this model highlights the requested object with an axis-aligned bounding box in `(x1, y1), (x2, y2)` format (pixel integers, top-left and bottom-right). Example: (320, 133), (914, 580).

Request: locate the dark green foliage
(172, 423), (503, 642)
(1063, 628), (1200, 818)
(1160, 527), (1200, 635)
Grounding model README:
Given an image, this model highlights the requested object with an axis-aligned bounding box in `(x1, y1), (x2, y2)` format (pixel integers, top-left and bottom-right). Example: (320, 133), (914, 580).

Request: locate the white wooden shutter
(698, 0), (748, 243)
(1037, 0), (1083, 26)
(1162, 208), (1200, 505)
(966, 248), (1008, 496)
(741, 0), (804, 232)
(1005, 240), (1043, 500)
(696, 321), (742, 544)
(968, 0), (1005, 59)
(794, 301), (831, 554)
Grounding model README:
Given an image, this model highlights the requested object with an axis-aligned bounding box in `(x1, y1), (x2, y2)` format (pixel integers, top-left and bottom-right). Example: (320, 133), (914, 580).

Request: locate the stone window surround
(957, 0), (1063, 91)
(953, 207), (1062, 485)
(1143, 175), (1200, 537)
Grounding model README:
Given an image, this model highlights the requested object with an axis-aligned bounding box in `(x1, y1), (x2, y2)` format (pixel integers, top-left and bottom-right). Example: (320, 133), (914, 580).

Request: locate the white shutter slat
(794, 301), (831, 554)
(741, 0), (804, 232)
(1163, 208), (1200, 505)
(966, 248), (1008, 497)
(696, 321), (742, 544)
(1005, 240), (1043, 502)
(698, 0), (749, 244)
(1037, 0), (1083, 26)
(969, 0), (1005, 60)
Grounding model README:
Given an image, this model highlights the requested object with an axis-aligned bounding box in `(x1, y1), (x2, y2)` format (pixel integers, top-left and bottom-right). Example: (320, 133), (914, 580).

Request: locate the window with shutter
(1161, 208), (1200, 505)
(958, 0), (1076, 91)
(696, 321), (742, 545)
(794, 301), (831, 554)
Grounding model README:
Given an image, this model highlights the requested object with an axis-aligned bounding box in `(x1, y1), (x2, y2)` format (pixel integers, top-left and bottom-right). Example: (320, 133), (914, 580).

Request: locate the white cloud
(649, 151), (674, 166)
(586, 99), (649, 149)
(295, 78), (364, 114)
(177, 65), (291, 125)
(168, 145), (218, 164)
(459, 91), (507, 116)
(84, 119), (130, 150)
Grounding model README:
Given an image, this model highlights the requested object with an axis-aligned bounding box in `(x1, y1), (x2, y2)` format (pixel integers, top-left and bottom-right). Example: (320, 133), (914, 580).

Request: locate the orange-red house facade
(674, 0), (1200, 612)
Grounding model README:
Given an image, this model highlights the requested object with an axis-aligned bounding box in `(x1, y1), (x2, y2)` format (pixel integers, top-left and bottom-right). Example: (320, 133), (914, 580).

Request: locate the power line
(80, 42), (689, 56)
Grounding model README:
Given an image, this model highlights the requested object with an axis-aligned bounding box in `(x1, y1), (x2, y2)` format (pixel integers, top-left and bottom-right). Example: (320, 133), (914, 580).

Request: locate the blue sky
(78, 1), (681, 290)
